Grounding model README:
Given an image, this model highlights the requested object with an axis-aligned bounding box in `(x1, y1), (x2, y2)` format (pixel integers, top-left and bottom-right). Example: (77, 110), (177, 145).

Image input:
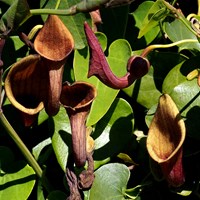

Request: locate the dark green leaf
(0, 0), (30, 36)
(51, 107), (71, 172)
(93, 98), (134, 161)
(88, 163), (130, 200)
(0, 146), (36, 200)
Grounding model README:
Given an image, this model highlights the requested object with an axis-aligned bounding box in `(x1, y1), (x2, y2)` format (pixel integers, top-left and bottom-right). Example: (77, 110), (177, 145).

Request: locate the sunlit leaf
(88, 163), (130, 200)
(50, 107), (71, 172)
(132, 1), (160, 44)
(164, 19), (200, 51)
(93, 98), (134, 161)
(138, 0), (167, 39)
(0, 146), (36, 200)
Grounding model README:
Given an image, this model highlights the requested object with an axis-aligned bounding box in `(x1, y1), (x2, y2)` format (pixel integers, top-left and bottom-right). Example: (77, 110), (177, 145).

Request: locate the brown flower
(146, 94), (186, 187)
(60, 81), (97, 167)
(4, 15), (74, 126)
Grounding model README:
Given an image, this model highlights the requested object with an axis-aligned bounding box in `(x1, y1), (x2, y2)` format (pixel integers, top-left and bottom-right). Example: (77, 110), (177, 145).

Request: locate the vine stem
(198, 0), (200, 16)
(141, 39), (198, 57)
(0, 111), (43, 178)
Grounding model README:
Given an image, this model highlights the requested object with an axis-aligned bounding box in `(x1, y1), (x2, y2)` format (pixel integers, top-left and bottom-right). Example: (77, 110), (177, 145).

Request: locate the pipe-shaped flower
(60, 81), (97, 167)
(84, 22), (150, 89)
(147, 94), (186, 187)
(4, 15), (74, 126)
(34, 15), (74, 116)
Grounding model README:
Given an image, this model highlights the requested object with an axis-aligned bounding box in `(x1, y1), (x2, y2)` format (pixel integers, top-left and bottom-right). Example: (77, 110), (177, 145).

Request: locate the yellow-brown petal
(4, 54), (47, 117)
(146, 94), (186, 186)
(34, 15), (74, 61)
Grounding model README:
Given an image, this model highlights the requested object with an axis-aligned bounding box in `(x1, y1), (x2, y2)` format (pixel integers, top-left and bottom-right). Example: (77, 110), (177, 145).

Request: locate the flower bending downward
(84, 22), (150, 89)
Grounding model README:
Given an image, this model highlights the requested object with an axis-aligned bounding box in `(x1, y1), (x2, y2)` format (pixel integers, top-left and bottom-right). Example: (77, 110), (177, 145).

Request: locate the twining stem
(0, 112), (43, 178)
(141, 39), (198, 57)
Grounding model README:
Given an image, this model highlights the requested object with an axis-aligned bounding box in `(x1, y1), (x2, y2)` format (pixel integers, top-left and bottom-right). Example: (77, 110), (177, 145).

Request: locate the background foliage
(1, 0), (200, 199)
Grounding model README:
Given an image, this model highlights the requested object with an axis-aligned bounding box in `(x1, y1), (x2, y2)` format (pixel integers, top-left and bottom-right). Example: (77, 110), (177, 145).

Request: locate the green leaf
(138, 0), (167, 39)
(88, 163), (130, 200)
(51, 107), (71, 172)
(74, 36), (132, 126)
(162, 62), (186, 94)
(32, 138), (52, 161)
(164, 19), (200, 51)
(0, 0), (15, 6)
(170, 80), (200, 138)
(0, 0), (30, 35)
(93, 98), (134, 161)
(123, 67), (161, 109)
(123, 51), (186, 109)
(132, 1), (160, 44)
(40, 0), (90, 49)
(0, 146), (36, 200)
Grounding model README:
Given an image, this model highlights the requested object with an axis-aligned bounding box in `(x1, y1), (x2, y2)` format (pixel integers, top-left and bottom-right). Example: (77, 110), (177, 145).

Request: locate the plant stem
(141, 39), (198, 57)
(30, 8), (76, 16)
(0, 111), (43, 178)
(198, 0), (200, 16)
(162, 0), (198, 36)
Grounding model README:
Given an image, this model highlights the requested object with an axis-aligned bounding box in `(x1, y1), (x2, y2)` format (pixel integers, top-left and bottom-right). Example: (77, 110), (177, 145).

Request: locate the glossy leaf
(88, 163), (130, 200)
(0, 146), (36, 200)
(132, 1), (160, 44)
(164, 19), (200, 51)
(123, 67), (161, 109)
(51, 107), (72, 172)
(40, 0), (91, 49)
(123, 51), (186, 109)
(74, 35), (132, 125)
(93, 98), (134, 161)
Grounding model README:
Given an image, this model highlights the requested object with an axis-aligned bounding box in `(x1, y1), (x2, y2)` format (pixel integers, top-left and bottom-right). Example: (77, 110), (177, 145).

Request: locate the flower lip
(34, 15), (74, 62)
(5, 54), (45, 115)
(60, 81), (97, 110)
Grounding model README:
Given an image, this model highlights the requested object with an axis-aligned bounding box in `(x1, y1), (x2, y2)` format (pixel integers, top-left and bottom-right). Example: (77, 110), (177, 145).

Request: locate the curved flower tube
(60, 81), (97, 167)
(146, 94), (186, 187)
(84, 22), (150, 89)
